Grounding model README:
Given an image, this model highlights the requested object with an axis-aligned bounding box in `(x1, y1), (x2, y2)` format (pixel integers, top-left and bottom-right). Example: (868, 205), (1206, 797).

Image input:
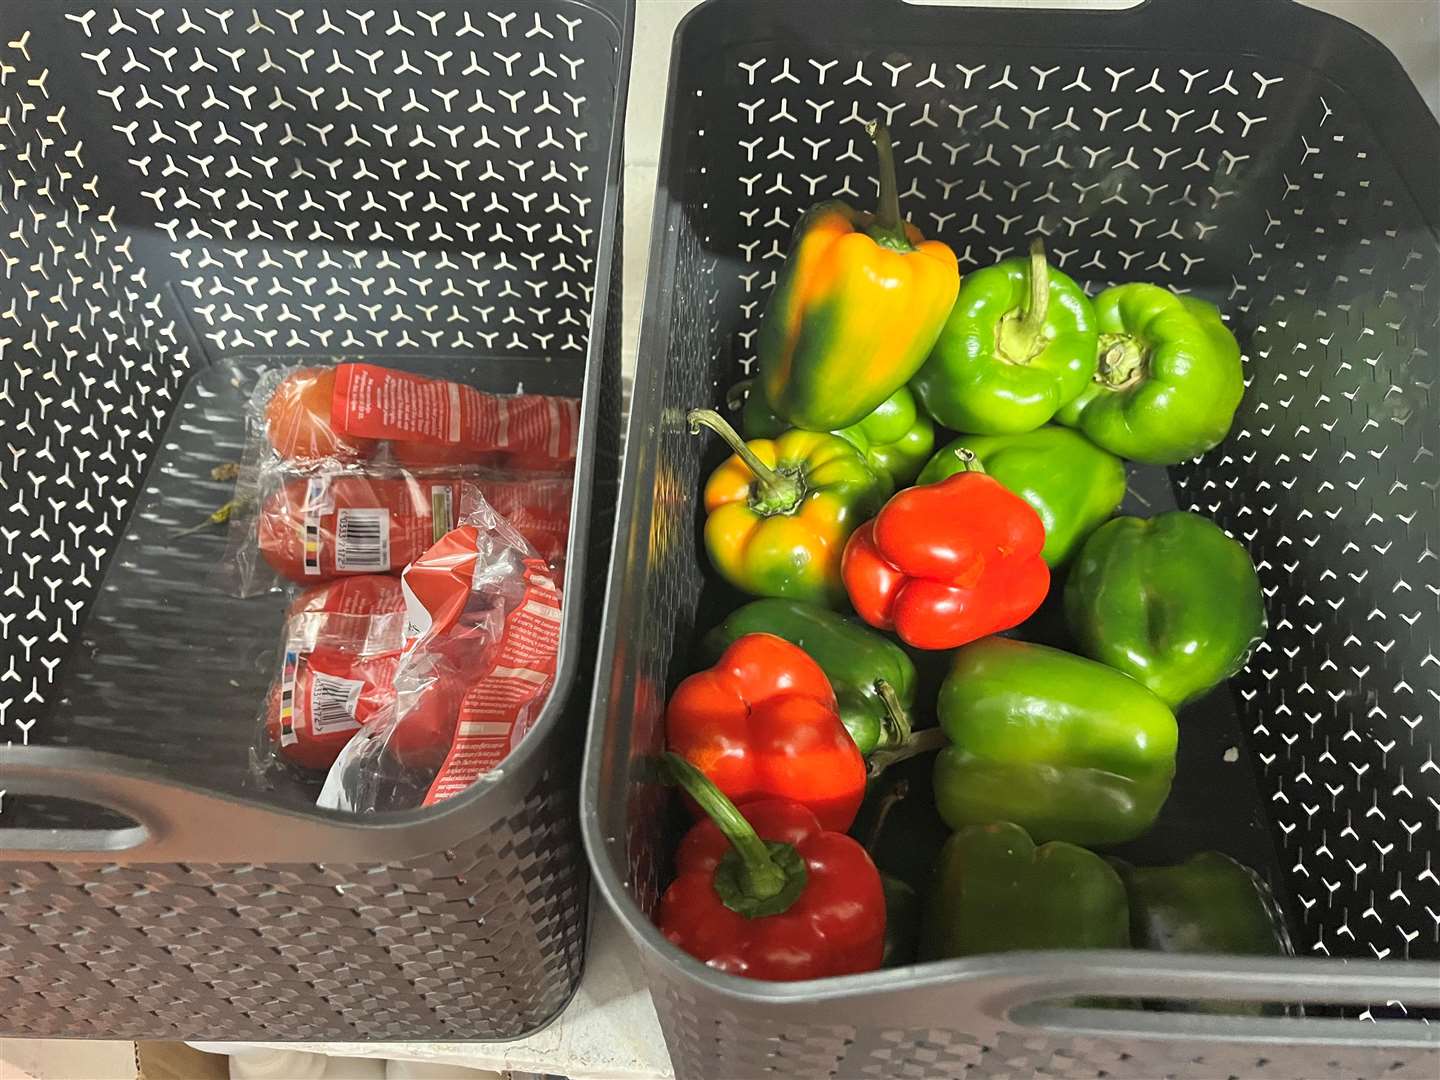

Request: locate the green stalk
(1096, 333), (1148, 389)
(997, 237), (1052, 364)
(864, 121), (913, 252)
(865, 779), (910, 854)
(951, 447), (986, 475)
(874, 679), (912, 750)
(688, 408), (803, 516)
(663, 753), (808, 918)
(866, 727), (950, 780)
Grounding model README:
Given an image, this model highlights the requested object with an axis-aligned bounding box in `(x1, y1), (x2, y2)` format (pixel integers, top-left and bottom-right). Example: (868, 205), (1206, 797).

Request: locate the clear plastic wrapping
(317, 496), (563, 814)
(254, 576), (408, 775)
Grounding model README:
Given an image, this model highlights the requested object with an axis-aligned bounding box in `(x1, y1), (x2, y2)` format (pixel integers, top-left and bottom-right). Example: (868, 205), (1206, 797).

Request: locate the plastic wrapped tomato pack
(221, 462), (573, 597)
(260, 362), (580, 471)
(317, 497), (563, 814)
(220, 464), (478, 597)
(217, 363), (578, 598)
(256, 576), (408, 774)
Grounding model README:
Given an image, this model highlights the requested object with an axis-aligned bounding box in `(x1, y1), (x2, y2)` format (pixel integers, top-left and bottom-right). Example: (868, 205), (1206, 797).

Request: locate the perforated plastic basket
(583, 0), (1440, 1076)
(0, 0), (630, 1041)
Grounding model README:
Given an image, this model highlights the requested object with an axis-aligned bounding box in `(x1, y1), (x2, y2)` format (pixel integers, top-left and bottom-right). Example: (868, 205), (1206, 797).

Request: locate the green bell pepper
(920, 821), (1130, 960)
(934, 638), (1177, 846)
(917, 426), (1126, 566)
(701, 598), (916, 756)
(1065, 512), (1266, 707)
(1057, 284), (1244, 465)
(742, 383), (935, 490)
(912, 239), (1098, 435)
(1113, 852), (1291, 1013)
(1115, 852), (1290, 958)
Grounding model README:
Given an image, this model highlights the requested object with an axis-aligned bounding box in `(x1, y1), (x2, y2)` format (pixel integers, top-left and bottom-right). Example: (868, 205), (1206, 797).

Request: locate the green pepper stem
(1097, 333), (1147, 389)
(688, 408), (803, 514)
(951, 447), (987, 475)
(865, 778), (910, 855)
(866, 727), (950, 780)
(1022, 237), (1050, 331)
(864, 121), (913, 252)
(874, 679), (912, 750)
(663, 753), (788, 902)
(996, 238), (1052, 364)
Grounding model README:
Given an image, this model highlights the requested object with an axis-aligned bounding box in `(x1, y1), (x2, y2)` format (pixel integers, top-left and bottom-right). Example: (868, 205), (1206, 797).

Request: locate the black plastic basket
(0, 0), (630, 1041)
(583, 0), (1440, 1076)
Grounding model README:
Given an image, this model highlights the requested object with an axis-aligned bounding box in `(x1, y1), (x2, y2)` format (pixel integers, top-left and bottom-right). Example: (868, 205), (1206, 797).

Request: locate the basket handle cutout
(988, 954), (1440, 1048)
(0, 746), (460, 863)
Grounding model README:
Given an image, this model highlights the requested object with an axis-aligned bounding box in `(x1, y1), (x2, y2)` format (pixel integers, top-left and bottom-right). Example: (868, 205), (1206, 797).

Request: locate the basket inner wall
(613, 30), (1438, 967)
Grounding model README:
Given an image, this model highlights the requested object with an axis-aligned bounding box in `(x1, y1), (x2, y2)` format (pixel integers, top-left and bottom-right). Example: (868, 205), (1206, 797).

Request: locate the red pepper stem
(865, 778), (910, 855)
(687, 408), (802, 514)
(997, 238), (1052, 364)
(663, 753), (788, 902)
(951, 447), (987, 475)
(874, 679), (912, 749)
(866, 727), (950, 780)
(864, 121), (913, 252)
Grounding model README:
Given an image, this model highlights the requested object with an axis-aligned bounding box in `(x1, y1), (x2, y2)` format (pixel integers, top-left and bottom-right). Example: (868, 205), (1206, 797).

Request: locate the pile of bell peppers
(654, 122), (1283, 984)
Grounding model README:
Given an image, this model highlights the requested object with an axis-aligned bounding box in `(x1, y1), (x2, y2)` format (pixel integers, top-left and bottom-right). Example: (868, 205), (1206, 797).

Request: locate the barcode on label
(308, 672), (365, 735)
(431, 485), (454, 543)
(336, 508), (390, 572)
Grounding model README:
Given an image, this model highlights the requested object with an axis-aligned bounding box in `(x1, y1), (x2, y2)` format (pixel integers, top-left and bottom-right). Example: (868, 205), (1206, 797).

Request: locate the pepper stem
(996, 238), (1052, 364)
(874, 679), (912, 750)
(864, 121), (913, 252)
(663, 753), (808, 918)
(1096, 333), (1148, 390)
(951, 447), (987, 475)
(865, 778), (910, 855)
(688, 408), (803, 515)
(866, 727), (950, 780)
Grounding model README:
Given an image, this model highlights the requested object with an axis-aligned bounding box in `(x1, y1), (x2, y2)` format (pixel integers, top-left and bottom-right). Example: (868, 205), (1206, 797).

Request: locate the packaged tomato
(475, 471), (573, 581)
(331, 363), (580, 467)
(287, 574), (407, 618)
(256, 471), (471, 585)
(317, 496), (562, 814)
(264, 366), (378, 463)
(259, 587), (406, 772)
(388, 441), (505, 470)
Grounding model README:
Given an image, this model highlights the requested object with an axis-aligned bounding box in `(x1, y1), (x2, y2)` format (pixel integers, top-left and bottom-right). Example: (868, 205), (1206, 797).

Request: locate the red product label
(332, 363), (579, 463)
(422, 566), (562, 805)
(399, 523), (486, 642)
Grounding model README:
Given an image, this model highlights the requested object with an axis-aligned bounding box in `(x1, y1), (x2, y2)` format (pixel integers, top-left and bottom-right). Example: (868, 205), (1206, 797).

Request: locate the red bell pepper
(657, 754), (885, 981)
(842, 452), (1049, 649)
(665, 633), (865, 832)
